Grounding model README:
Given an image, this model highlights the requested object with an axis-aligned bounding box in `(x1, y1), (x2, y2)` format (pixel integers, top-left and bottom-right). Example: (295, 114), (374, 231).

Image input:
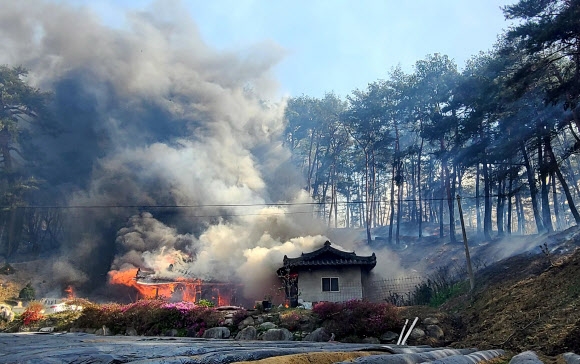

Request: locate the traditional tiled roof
(280, 240), (376, 271)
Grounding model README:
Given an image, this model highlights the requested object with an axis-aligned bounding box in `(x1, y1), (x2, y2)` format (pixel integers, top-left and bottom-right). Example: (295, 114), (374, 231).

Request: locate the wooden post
(457, 195), (475, 291)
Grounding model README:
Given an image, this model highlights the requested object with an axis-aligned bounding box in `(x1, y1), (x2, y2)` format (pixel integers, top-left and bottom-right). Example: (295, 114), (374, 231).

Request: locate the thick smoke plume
(0, 0), (343, 299)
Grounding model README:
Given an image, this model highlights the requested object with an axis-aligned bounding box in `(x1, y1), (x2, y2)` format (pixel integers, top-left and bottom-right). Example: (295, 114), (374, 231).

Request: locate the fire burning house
(277, 241), (376, 307)
(109, 266), (241, 306)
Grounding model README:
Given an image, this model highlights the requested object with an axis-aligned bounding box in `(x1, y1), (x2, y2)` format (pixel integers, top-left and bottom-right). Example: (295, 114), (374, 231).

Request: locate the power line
(3, 194), (506, 210)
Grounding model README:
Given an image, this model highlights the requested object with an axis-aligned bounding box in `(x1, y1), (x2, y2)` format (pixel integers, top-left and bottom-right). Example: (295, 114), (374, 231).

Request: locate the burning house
(109, 265), (241, 307)
(277, 241), (377, 306)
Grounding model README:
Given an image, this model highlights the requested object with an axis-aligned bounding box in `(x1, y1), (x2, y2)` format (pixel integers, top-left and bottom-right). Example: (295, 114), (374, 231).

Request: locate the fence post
(457, 194), (475, 292)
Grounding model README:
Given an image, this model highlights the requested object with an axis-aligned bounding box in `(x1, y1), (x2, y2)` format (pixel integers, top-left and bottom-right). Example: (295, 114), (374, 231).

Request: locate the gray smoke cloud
(0, 0), (342, 299)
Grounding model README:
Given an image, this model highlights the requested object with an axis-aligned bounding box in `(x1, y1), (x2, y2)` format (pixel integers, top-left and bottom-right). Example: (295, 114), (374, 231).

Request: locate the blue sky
(59, 0), (515, 98)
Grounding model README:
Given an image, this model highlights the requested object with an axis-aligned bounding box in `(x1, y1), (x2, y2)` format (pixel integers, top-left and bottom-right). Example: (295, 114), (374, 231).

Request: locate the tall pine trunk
(520, 141), (546, 233)
(539, 138), (553, 233)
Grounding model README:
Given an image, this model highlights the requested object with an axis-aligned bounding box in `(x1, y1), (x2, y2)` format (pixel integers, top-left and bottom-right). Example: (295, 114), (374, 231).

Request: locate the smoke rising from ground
(0, 0), (344, 299)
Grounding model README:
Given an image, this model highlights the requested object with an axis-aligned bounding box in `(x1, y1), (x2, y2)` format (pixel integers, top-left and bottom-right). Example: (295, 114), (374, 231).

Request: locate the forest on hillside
(282, 1), (580, 244)
(0, 0), (579, 293)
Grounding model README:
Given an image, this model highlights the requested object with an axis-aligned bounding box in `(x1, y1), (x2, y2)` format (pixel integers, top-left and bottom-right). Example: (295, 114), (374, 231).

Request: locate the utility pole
(457, 195), (475, 291)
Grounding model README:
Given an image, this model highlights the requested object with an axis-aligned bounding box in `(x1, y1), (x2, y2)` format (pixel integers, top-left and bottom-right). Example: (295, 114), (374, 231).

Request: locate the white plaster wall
(297, 266), (363, 302)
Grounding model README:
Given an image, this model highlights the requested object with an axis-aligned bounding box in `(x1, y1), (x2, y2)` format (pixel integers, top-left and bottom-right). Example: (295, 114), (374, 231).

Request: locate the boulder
(95, 326), (111, 336)
(261, 328), (293, 341)
(409, 327), (426, 340)
(38, 327), (54, 333)
(202, 327), (230, 339)
(423, 317), (440, 325)
(362, 337), (381, 344)
(125, 327), (138, 336)
(304, 327), (331, 342)
(380, 331), (399, 343)
(164, 329), (179, 337)
(259, 322), (277, 330)
(0, 304), (15, 323)
(425, 324), (445, 339)
(235, 326), (257, 341)
(238, 316), (254, 329)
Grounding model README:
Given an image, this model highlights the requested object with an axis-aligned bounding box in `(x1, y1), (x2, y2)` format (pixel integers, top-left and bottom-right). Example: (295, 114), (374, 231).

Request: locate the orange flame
(108, 269), (234, 304)
(64, 285), (74, 299)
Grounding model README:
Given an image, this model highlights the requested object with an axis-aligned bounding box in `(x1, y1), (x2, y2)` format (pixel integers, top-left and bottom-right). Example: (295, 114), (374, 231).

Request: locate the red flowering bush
(311, 301), (341, 321)
(313, 300), (400, 340)
(21, 301), (45, 326)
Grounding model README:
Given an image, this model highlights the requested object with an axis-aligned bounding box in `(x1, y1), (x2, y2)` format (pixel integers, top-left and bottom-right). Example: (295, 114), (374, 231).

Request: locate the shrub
(21, 301), (44, 326)
(313, 300), (399, 340)
(72, 299), (233, 336)
(196, 299), (215, 308)
(429, 281), (468, 307)
(311, 301), (341, 321)
(18, 283), (35, 301)
(74, 302), (123, 332)
(279, 310), (302, 331)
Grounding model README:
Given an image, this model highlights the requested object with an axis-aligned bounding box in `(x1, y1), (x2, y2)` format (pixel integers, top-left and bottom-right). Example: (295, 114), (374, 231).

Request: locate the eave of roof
(280, 241), (376, 270)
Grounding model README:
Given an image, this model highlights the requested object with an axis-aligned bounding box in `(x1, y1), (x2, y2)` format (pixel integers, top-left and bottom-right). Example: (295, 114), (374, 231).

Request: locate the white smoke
(0, 0), (342, 299)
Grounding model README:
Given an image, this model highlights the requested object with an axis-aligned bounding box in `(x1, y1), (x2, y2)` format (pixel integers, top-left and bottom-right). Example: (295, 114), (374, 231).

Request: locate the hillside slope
(438, 226), (580, 358)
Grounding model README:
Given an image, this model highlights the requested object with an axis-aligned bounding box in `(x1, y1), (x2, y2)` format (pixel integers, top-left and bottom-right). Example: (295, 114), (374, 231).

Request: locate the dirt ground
(397, 225), (580, 361)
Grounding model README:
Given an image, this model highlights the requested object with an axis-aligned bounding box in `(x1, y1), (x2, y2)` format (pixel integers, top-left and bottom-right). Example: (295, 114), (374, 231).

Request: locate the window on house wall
(322, 277), (339, 292)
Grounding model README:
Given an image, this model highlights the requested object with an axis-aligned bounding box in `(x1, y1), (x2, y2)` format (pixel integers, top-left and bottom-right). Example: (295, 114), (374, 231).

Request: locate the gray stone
(409, 327), (426, 340)
(509, 351), (543, 364)
(0, 304), (15, 323)
(125, 327), (137, 336)
(380, 331), (399, 343)
(84, 328), (96, 334)
(303, 327), (330, 342)
(95, 326), (111, 336)
(239, 316), (255, 329)
(164, 329), (178, 337)
(202, 326), (230, 339)
(426, 324), (445, 339)
(563, 352), (580, 364)
(259, 322), (277, 330)
(424, 317), (440, 325)
(261, 328), (293, 341)
(362, 337), (380, 344)
(235, 326), (258, 340)
(39, 327), (54, 333)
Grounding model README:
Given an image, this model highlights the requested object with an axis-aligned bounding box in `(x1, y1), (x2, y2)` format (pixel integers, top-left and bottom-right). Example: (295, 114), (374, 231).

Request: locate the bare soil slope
(402, 226), (580, 360)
